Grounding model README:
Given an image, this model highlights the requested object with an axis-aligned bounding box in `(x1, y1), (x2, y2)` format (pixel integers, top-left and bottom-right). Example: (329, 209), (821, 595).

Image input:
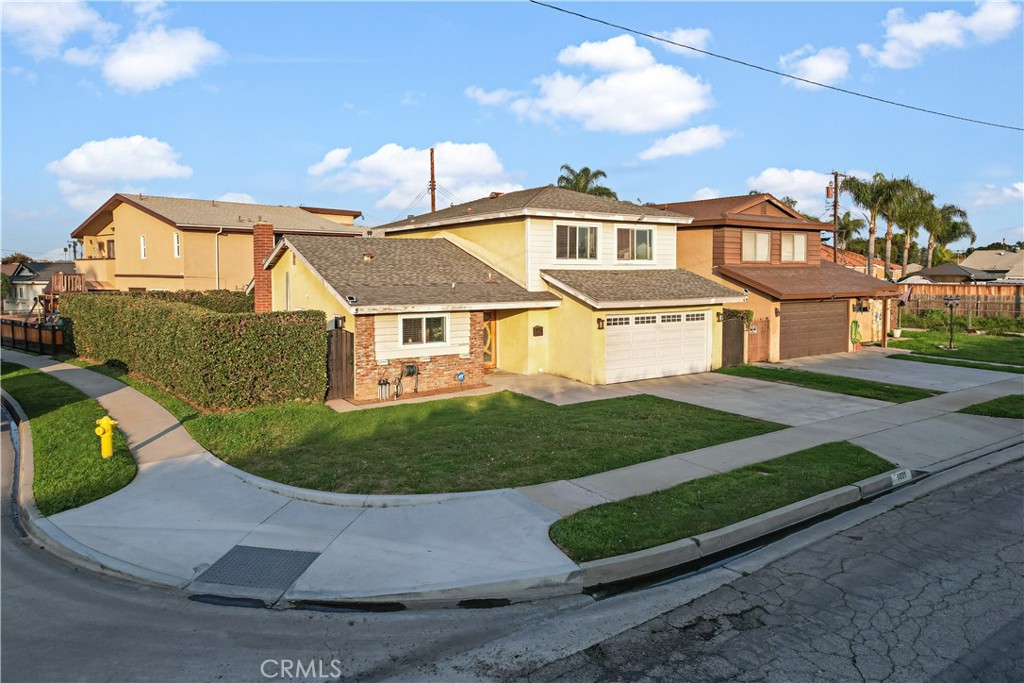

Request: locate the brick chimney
(253, 222), (274, 313)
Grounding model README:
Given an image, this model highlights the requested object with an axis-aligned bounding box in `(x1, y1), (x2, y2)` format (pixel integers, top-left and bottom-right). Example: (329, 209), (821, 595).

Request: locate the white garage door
(605, 311), (711, 383)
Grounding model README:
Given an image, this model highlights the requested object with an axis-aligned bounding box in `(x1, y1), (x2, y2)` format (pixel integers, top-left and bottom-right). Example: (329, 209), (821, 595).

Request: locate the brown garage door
(780, 301), (848, 359)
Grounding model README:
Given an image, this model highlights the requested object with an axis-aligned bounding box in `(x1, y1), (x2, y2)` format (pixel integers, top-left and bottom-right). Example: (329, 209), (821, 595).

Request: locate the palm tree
(835, 211), (865, 251)
(881, 180), (930, 278)
(557, 164), (618, 199)
(840, 173), (902, 278)
(924, 203), (974, 267)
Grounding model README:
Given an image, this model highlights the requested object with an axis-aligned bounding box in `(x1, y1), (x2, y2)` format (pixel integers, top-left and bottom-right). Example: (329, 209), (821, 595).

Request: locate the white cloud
(1, 0), (116, 59)
(464, 86), (520, 106)
(691, 187), (721, 201)
(216, 193), (257, 204)
(7, 66), (39, 85)
(778, 45), (850, 88)
(63, 46), (103, 66)
(859, 2), (1022, 69)
(557, 34), (655, 71)
(133, 1), (170, 26)
(103, 25), (222, 91)
(476, 35), (713, 135)
(308, 148), (352, 177)
(746, 168), (832, 216)
(47, 135), (192, 212)
(973, 182), (1024, 207)
(637, 125), (733, 161)
(651, 27), (713, 55)
(311, 141), (522, 212)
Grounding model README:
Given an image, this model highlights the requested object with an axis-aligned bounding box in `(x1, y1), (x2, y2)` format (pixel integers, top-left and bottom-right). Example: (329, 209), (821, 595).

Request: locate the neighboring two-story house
(260, 186), (744, 400)
(657, 194), (898, 362)
(3, 261), (78, 317)
(71, 194), (362, 292)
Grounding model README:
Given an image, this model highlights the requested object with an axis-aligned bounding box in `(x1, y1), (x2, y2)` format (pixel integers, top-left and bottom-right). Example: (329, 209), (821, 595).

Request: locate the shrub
(75, 289), (254, 313)
(61, 294), (326, 409)
(900, 309), (1024, 334)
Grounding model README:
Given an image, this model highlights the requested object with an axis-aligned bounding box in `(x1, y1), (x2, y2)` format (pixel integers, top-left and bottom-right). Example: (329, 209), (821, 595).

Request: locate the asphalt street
(512, 459), (1024, 683)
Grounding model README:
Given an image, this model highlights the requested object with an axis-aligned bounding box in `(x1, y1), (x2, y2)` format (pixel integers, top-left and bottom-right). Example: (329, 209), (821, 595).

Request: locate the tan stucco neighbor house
(71, 194), (362, 292)
(262, 186), (745, 400)
(656, 194), (898, 362)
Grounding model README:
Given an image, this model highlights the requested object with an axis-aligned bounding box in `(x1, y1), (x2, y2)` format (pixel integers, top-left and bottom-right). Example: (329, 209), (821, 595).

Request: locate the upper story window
(173, 232), (181, 258)
(556, 224), (598, 260)
(781, 233), (807, 262)
(106, 239), (116, 259)
(401, 315), (447, 346)
(742, 231), (770, 262)
(616, 227), (653, 261)
(140, 235), (147, 260)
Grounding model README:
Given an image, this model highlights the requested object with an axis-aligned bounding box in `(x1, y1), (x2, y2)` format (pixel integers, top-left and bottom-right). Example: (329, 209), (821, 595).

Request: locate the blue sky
(3, 1), (1022, 261)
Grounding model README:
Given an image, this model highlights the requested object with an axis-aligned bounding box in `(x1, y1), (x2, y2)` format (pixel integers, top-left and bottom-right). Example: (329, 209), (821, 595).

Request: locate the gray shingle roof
(374, 186), (693, 232)
(11, 261), (77, 283)
(542, 269), (744, 307)
(122, 194), (360, 234)
(277, 235), (560, 309)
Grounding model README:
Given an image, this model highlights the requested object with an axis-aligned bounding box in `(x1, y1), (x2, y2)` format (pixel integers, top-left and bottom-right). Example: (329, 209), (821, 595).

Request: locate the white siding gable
(526, 218), (677, 291)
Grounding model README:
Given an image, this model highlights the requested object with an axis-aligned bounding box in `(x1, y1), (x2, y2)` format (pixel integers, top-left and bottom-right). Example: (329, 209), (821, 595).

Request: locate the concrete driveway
(490, 369), (891, 427)
(773, 348), (1022, 391)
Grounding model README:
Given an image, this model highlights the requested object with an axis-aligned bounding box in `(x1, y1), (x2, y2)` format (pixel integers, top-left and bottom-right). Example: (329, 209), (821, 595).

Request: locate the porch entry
(482, 311), (497, 369)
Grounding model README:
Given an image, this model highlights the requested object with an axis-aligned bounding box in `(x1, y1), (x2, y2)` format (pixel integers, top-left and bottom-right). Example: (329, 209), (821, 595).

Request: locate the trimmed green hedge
(86, 289), (254, 313)
(61, 294), (326, 409)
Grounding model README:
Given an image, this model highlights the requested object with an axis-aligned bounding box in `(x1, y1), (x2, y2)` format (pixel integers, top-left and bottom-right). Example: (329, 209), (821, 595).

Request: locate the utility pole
(826, 171), (840, 263)
(429, 147), (436, 213)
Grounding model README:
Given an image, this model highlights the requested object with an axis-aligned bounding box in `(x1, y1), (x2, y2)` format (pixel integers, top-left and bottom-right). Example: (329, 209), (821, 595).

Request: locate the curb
(576, 467), (915, 589)
(1, 390), (185, 589)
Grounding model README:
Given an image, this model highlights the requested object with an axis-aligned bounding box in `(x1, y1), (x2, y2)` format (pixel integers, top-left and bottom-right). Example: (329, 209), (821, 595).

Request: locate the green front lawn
(889, 354), (1024, 375)
(958, 395), (1024, 420)
(1, 362), (137, 515)
(180, 392), (783, 494)
(888, 330), (1024, 366)
(716, 365), (939, 403)
(550, 442), (892, 562)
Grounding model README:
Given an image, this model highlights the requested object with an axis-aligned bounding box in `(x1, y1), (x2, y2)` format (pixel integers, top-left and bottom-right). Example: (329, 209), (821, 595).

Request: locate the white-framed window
(400, 314), (448, 346)
(285, 271), (291, 311)
(140, 235), (147, 260)
(685, 313), (706, 322)
(173, 232), (181, 258)
(616, 227), (654, 261)
(781, 233), (807, 262)
(606, 316), (630, 326)
(661, 314), (683, 323)
(742, 231), (770, 262)
(635, 315), (658, 325)
(555, 223), (598, 260)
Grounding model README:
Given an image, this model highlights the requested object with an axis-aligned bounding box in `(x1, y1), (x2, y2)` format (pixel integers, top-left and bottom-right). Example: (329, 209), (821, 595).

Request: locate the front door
(482, 311), (497, 368)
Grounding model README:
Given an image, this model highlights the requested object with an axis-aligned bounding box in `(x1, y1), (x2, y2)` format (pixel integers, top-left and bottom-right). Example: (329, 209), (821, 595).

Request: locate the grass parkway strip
(958, 395), (1024, 420)
(549, 442), (893, 563)
(1, 362), (137, 516)
(716, 365), (940, 403)
(67, 359), (784, 495)
(887, 330), (1024, 366)
(889, 353), (1024, 375)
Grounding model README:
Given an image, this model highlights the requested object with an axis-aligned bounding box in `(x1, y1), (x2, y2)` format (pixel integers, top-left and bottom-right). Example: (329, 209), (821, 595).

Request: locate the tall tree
(2, 252), (31, 265)
(835, 211), (866, 251)
(557, 164), (618, 199)
(840, 173), (902, 279)
(881, 181), (931, 277)
(924, 203), (973, 267)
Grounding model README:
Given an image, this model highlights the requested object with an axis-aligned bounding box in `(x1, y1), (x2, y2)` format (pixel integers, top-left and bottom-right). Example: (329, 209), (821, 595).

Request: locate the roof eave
(379, 207), (692, 233)
(541, 272), (743, 310)
(352, 300), (561, 315)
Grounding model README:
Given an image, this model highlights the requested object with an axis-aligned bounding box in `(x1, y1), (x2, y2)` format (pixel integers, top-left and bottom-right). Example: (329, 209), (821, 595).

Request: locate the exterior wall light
(596, 319), (605, 330)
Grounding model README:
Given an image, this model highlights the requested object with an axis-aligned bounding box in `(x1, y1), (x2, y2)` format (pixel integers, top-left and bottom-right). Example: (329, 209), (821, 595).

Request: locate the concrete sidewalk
(3, 350), (1022, 606)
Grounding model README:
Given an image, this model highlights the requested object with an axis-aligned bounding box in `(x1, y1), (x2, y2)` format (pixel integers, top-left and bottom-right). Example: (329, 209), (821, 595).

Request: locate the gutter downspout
(214, 228), (224, 290)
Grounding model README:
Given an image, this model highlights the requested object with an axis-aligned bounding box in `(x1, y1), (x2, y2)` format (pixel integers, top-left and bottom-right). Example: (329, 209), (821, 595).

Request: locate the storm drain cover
(196, 545), (320, 590)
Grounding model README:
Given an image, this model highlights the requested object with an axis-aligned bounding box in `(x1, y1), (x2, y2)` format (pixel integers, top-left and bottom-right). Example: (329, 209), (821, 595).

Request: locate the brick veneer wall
(353, 311), (486, 402)
(253, 222), (274, 313)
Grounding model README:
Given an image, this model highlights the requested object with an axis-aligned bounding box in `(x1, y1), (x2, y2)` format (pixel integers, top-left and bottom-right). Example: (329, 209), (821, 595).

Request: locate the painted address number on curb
(891, 469), (912, 487)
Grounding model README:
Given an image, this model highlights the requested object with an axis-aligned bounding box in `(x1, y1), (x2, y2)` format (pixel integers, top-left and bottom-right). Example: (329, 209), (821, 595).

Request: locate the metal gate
(747, 317), (770, 363)
(326, 329), (354, 400)
(721, 317), (745, 367)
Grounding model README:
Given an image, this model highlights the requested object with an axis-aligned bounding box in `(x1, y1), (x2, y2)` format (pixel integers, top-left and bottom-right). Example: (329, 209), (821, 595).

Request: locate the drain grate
(196, 545), (319, 590)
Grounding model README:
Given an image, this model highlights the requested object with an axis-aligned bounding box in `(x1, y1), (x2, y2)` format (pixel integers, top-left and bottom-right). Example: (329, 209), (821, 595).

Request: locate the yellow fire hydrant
(94, 415), (118, 459)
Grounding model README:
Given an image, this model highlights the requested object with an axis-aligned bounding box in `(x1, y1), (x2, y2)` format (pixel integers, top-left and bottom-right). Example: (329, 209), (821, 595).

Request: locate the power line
(528, 0), (1023, 132)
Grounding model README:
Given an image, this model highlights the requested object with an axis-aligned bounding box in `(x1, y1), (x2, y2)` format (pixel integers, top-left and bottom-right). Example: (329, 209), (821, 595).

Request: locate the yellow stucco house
(71, 194), (362, 292)
(263, 186), (744, 401)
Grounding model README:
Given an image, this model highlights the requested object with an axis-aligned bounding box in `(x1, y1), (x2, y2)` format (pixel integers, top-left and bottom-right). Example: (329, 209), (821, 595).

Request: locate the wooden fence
(0, 319), (65, 355)
(900, 283), (1024, 318)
